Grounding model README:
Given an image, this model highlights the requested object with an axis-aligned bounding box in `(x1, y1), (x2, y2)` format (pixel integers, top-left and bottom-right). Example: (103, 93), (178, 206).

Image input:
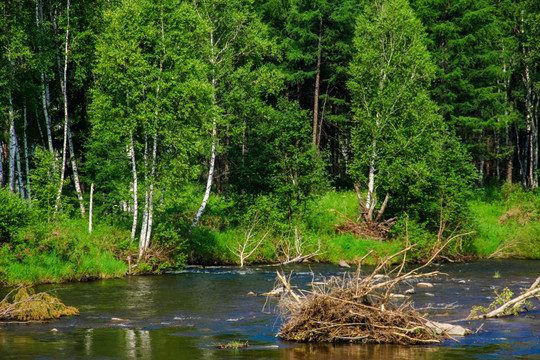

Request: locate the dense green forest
(1, 0), (539, 285)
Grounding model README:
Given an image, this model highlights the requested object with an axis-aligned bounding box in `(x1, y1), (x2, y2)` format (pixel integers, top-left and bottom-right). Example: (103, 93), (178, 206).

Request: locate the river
(0, 259), (538, 359)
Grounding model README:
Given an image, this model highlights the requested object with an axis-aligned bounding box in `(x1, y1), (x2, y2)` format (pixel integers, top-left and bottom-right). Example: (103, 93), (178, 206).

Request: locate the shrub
(0, 188), (32, 243)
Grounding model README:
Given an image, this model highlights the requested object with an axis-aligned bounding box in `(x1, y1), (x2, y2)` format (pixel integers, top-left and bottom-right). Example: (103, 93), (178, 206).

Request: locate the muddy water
(0, 260), (538, 359)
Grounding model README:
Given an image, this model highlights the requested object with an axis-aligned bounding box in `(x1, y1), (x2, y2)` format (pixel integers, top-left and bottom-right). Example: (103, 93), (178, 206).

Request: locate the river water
(0, 260), (538, 359)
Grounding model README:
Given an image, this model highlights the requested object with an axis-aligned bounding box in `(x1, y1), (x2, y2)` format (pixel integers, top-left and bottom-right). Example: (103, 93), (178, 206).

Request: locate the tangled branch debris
(0, 287), (78, 321)
(275, 244), (470, 344)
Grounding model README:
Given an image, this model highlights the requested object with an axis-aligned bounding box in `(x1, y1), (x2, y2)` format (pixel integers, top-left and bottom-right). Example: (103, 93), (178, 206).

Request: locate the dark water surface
(0, 260), (538, 359)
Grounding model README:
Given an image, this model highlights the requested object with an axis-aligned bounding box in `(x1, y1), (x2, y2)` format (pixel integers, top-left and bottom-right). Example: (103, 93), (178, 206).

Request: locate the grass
(2, 184), (539, 287)
(468, 184), (540, 259)
(0, 219), (128, 287)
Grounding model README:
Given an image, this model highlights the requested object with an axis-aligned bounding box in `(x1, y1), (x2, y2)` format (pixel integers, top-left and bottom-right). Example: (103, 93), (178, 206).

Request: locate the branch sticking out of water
(469, 276), (540, 319)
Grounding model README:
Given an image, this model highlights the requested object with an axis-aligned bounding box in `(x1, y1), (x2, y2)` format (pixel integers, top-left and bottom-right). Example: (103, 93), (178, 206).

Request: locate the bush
(0, 188), (33, 243)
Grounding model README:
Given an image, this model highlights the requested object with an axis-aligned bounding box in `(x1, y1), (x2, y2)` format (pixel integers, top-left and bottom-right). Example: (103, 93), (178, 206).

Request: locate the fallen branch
(469, 276), (540, 319)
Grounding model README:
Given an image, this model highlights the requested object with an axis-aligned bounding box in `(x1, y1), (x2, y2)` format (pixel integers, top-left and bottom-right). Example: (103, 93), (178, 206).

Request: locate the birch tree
(347, 0), (442, 230)
(0, 0), (34, 197)
(190, 0), (271, 229)
(92, 0), (208, 258)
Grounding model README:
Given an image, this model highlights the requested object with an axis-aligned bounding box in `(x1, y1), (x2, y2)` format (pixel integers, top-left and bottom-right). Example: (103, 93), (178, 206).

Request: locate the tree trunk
(516, 122), (527, 188)
(89, 183), (94, 234)
(138, 132), (150, 259)
(41, 72), (54, 155)
(55, 0), (72, 213)
(8, 59), (17, 194)
(138, 9), (165, 258)
(67, 123), (86, 215)
(23, 104), (31, 201)
(36, 0), (55, 156)
(478, 157), (485, 186)
(532, 93), (539, 188)
(34, 107), (45, 148)
(521, 13), (538, 188)
(143, 126), (158, 255)
(191, 28), (217, 230)
(129, 131), (138, 242)
(317, 84), (329, 149)
(366, 138), (377, 212)
(506, 129), (513, 184)
(312, 17), (323, 149)
(15, 138), (25, 198)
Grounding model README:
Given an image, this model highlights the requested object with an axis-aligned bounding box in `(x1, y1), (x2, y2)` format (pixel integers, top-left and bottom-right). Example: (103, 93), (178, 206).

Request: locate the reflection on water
(0, 260), (538, 359)
(282, 342), (440, 360)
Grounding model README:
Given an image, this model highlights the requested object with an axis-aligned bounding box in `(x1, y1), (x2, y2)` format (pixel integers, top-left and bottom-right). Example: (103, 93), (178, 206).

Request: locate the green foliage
(0, 187), (32, 242)
(1, 0), (540, 285)
(268, 100), (329, 222)
(28, 147), (63, 222)
(348, 0), (476, 236)
(0, 219), (128, 286)
(348, 0), (437, 198)
(470, 287), (534, 318)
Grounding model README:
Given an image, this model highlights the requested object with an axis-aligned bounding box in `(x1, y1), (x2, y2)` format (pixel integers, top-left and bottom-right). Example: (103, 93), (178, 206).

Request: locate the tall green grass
(469, 184), (540, 259)
(0, 219), (128, 286)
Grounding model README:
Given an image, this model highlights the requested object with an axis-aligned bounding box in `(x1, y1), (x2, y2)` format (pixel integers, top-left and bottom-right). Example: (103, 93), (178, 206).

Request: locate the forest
(0, 0), (539, 286)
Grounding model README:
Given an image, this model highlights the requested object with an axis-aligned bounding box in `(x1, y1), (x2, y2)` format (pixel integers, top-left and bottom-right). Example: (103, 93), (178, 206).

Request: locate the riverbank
(1, 185), (539, 287)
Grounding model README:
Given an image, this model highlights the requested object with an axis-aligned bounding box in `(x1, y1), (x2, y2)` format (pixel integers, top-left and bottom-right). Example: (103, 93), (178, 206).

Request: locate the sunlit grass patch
(469, 185), (540, 259)
(322, 234), (404, 265)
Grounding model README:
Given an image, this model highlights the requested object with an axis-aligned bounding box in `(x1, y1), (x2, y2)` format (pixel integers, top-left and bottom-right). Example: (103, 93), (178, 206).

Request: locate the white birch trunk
(15, 138), (25, 198)
(129, 131), (138, 242)
(8, 54), (17, 193)
(67, 123), (86, 215)
(55, 0), (71, 213)
(41, 73), (54, 155)
(55, 0), (86, 214)
(36, 0), (55, 156)
(191, 132), (216, 229)
(23, 105), (31, 201)
(143, 127), (158, 253)
(89, 183), (94, 234)
(521, 12), (538, 188)
(138, 10), (165, 257)
(138, 133), (150, 259)
(191, 28), (217, 230)
(141, 13), (166, 255)
(366, 138), (377, 212)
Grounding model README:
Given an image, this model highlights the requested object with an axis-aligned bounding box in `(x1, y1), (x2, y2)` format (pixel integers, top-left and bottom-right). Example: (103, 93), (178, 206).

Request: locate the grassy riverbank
(1, 184), (539, 287)
(186, 184), (540, 266)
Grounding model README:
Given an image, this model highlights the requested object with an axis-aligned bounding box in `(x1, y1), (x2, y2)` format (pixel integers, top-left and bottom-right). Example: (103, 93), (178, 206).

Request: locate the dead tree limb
(469, 276), (540, 319)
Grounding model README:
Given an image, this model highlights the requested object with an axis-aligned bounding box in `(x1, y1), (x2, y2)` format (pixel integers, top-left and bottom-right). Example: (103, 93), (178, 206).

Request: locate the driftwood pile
(276, 246), (462, 345)
(0, 287), (78, 321)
